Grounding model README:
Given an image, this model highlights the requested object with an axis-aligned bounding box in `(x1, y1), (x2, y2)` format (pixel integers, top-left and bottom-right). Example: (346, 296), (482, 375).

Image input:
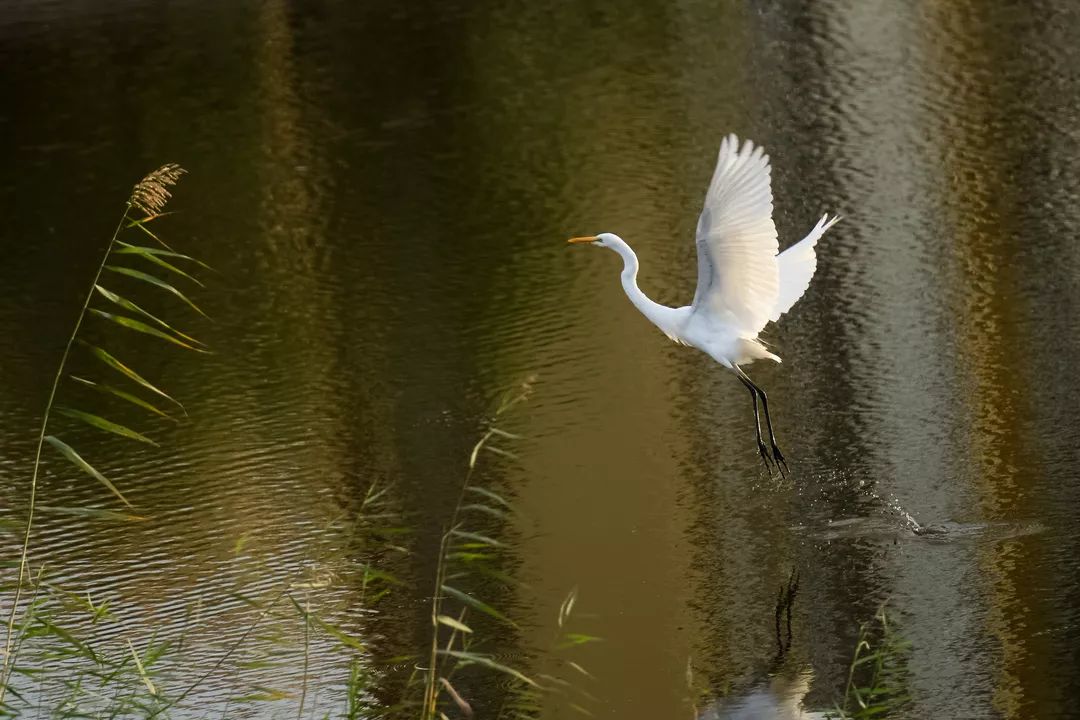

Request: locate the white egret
(568, 135), (840, 472)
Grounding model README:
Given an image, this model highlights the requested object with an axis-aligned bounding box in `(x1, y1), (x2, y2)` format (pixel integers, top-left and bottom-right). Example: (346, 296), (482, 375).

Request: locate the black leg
(736, 367), (787, 476)
(738, 375), (772, 470)
(756, 386), (788, 475)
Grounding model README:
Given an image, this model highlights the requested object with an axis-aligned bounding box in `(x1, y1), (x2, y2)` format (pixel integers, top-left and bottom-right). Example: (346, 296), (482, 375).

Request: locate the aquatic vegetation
(0, 196), (593, 718)
(1, 164), (210, 708)
(0, 390), (595, 716)
(412, 376), (598, 720)
(828, 607), (910, 719)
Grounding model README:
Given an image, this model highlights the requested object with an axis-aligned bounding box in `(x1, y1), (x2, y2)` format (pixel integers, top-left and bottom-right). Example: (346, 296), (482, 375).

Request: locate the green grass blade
(440, 585), (515, 627)
(127, 216), (177, 251)
(69, 376), (174, 421)
(451, 564), (529, 590)
(465, 486), (513, 510)
(127, 640), (158, 696)
(39, 619), (97, 662)
(44, 436), (132, 508)
(285, 597), (366, 652)
(4, 682), (29, 700)
(142, 638), (173, 667)
(116, 239), (212, 271)
(81, 342), (182, 410)
(114, 242), (205, 286)
(460, 504), (508, 520)
(230, 687), (294, 703)
(55, 407), (157, 446)
(435, 616), (473, 634)
(104, 266), (207, 317)
(94, 285), (204, 346)
(556, 633), (602, 649)
(125, 212), (172, 226)
(89, 309), (205, 352)
(314, 618), (366, 653)
(558, 587), (578, 627)
(436, 650), (536, 687)
(114, 238), (191, 260)
(567, 662), (595, 680)
(483, 445), (519, 460)
(488, 427), (523, 441)
(449, 530), (504, 547)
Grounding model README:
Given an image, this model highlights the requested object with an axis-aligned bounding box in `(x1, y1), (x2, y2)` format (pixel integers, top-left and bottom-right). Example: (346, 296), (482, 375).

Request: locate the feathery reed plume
(130, 164), (186, 216)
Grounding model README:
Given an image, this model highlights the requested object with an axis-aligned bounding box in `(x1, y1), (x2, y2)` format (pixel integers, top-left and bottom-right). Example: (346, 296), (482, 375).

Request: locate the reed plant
(0, 363), (594, 718)
(407, 376), (597, 720)
(0, 168), (596, 717)
(0, 165), (212, 710)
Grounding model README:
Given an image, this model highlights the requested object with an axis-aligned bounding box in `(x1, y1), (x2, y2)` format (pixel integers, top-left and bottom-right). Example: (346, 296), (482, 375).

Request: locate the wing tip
(720, 133), (765, 157)
(819, 213), (842, 232)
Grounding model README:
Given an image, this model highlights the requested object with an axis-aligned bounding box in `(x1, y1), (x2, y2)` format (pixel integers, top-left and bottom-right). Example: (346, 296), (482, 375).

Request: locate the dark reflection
(923, 2), (1076, 715)
(3, 0), (1080, 716)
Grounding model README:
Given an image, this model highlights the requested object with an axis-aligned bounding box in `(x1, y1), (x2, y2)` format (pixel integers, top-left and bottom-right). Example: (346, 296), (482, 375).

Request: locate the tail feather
(769, 213), (841, 322)
(741, 337), (782, 365)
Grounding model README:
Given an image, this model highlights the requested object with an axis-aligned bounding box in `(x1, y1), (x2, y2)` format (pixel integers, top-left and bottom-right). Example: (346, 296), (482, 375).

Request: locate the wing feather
(770, 214), (841, 322)
(691, 135), (779, 335)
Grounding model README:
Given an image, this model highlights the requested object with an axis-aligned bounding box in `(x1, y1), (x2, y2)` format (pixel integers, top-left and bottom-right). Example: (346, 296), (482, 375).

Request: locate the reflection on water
(697, 667), (823, 720)
(3, 0), (1080, 717)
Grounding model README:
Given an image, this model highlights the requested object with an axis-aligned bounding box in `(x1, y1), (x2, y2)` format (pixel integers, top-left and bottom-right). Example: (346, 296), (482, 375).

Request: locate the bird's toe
(757, 441), (773, 469)
(771, 444), (788, 476)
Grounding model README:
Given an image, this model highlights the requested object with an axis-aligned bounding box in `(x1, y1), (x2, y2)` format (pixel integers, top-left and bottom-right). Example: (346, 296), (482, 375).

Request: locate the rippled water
(3, 0), (1080, 717)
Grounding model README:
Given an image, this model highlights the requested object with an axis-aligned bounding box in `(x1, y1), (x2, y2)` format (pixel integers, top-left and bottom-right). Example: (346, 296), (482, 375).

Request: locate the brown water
(3, 0), (1080, 718)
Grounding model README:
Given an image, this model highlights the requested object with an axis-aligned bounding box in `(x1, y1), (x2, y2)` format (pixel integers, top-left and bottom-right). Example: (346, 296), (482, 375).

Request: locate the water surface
(3, 0), (1080, 717)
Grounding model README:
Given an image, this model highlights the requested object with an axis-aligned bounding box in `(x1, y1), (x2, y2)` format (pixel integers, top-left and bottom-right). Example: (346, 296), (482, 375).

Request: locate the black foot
(771, 444), (788, 477)
(757, 440), (773, 470)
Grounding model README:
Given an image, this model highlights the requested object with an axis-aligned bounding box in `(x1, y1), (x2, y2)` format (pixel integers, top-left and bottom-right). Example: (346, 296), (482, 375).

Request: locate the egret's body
(569, 135), (840, 470)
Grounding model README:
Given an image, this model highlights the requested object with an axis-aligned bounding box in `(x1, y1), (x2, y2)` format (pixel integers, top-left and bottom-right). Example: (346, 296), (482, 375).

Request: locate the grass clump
(828, 606), (910, 719)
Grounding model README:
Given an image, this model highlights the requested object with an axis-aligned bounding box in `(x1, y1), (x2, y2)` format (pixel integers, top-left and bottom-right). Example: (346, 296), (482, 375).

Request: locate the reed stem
(0, 204), (132, 701)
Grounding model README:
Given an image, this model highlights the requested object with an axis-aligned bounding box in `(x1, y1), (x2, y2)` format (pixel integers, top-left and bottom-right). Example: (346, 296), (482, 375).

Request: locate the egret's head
(567, 232), (620, 248)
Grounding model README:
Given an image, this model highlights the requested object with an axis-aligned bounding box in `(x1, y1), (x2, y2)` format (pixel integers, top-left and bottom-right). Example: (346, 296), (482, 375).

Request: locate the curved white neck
(605, 237), (680, 334)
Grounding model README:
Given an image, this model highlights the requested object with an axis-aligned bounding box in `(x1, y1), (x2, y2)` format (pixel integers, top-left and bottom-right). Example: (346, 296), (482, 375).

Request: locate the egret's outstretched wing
(691, 135), (779, 335)
(770, 214), (841, 322)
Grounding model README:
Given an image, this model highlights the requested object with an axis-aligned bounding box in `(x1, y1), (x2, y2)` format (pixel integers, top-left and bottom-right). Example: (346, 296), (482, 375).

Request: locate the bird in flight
(568, 135), (840, 474)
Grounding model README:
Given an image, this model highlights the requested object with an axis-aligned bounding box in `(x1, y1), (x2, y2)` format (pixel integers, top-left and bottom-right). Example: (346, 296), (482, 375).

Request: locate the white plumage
(568, 134), (841, 471)
(772, 212), (839, 322)
(693, 135), (780, 335)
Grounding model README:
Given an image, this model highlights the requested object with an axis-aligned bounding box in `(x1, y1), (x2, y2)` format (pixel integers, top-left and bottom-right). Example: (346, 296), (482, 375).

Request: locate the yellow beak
(567, 236), (597, 244)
